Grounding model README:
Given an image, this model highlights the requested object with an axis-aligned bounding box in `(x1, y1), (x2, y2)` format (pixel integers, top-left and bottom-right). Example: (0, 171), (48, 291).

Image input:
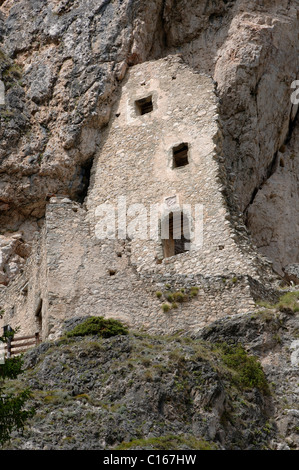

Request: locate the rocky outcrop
(3, 318), (274, 450)
(0, 0), (298, 280)
(0, 232), (31, 285)
(200, 305), (299, 450)
(283, 264), (299, 285)
(4, 303), (299, 450)
(0, 0), (166, 236)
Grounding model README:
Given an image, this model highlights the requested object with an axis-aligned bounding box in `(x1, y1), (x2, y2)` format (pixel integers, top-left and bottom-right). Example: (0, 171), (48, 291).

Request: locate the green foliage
(0, 327), (16, 343)
(277, 291), (299, 313)
(217, 343), (269, 393)
(0, 327), (35, 446)
(2, 64), (22, 80)
(165, 293), (174, 302)
(73, 393), (90, 402)
(161, 303), (171, 313)
(190, 286), (199, 297)
(173, 292), (185, 303)
(156, 286), (199, 308)
(0, 356), (24, 381)
(0, 389), (34, 445)
(66, 316), (128, 338)
(257, 291), (299, 313)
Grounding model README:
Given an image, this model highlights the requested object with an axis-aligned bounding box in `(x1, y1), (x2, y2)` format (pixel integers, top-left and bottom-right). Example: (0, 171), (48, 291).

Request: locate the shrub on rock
(66, 316), (128, 339)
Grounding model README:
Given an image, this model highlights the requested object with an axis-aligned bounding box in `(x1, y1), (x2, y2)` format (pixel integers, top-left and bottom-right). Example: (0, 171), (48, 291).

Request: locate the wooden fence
(3, 332), (41, 358)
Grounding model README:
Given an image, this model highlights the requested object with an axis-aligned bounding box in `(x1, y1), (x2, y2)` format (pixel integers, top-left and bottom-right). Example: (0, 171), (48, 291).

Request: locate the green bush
(0, 327), (35, 446)
(218, 343), (269, 393)
(257, 291), (299, 313)
(190, 286), (199, 297)
(173, 292), (185, 303)
(162, 303), (171, 313)
(165, 293), (174, 302)
(66, 317), (128, 338)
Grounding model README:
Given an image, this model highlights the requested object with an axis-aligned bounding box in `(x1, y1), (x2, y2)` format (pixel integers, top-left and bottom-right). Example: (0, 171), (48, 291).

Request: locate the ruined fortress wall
(0, 202), (258, 340)
(86, 56), (270, 281)
(0, 198), (277, 341)
(0, 229), (45, 338)
(0, 56), (278, 341)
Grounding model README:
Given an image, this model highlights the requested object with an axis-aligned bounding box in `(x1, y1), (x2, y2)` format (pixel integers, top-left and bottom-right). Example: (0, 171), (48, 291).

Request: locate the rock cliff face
(0, 0), (298, 280)
(0, 318), (278, 450)
(0, 0), (299, 451)
(3, 307), (299, 451)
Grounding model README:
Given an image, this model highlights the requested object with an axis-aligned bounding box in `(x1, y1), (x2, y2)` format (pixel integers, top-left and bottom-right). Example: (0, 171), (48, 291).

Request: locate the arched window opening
(161, 211), (190, 258)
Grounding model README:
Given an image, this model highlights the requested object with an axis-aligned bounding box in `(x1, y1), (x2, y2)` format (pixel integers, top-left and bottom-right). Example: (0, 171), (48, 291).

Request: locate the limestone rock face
(0, 232), (31, 285)
(283, 264), (299, 285)
(162, 0), (299, 275)
(0, 0), (165, 232)
(247, 126), (299, 276)
(0, 0), (298, 276)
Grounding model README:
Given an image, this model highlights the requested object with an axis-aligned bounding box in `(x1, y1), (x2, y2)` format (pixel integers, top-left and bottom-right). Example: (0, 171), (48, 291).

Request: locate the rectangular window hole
(135, 95), (153, 115)
(173, 143), (189, 168)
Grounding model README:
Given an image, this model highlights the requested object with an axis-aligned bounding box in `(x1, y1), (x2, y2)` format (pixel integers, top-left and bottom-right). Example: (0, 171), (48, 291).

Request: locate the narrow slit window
(172, 143), (189, 168)
(135, 95), (153, 115)
(35, 299), (43, 334)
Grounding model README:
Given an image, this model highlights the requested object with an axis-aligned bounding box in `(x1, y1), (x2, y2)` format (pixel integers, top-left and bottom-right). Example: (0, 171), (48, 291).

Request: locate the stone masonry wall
(0, 197), (278, 341)
(87, 56), (275, 283)
(0, 56), (279, 341)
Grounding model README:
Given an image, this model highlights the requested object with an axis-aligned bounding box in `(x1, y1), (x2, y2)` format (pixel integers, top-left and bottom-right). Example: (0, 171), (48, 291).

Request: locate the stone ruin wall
(0, 57), (280, 341)
(87, 57), (275, 281)
(0, 198), (279, 341)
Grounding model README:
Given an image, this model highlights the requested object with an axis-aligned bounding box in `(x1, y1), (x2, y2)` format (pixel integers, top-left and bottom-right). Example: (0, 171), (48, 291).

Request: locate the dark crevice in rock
(244, 150), (279, 224)
(243, 107), (299, 221)
(284, 104), (299, 147)
(76, 157), (94, 204)
(159, 0), (168, 51)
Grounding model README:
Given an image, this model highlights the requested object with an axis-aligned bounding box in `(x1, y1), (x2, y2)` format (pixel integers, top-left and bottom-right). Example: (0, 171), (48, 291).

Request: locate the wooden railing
(4, 332), (41, 358)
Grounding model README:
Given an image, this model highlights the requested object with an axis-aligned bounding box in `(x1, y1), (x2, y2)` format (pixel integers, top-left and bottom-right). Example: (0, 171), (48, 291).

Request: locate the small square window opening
(135, 95), (153, 115)
(172, 143), (189, 168)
